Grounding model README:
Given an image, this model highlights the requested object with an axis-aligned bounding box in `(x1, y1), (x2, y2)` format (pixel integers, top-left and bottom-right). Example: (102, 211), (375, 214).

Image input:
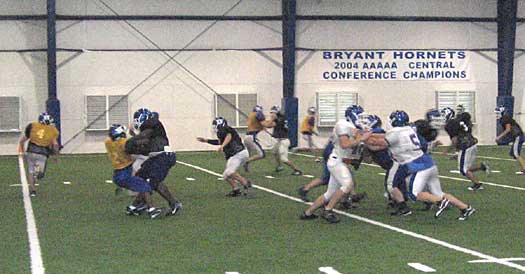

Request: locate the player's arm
(339, 129), (370, 149)
(495, 123), (512, 142)
(364, 134), (388, 151)
(196, 137), (220, 145)
(49, 138), (60, 163)
(218, 133), (232, 152)
(18, 124), (32, 154)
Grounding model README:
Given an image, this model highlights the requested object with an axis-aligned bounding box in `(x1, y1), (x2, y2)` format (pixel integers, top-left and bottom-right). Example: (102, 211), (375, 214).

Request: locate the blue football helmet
(345, 105), (364, 125)
(212, 117), (227, 132)
(270, 105), (281, 114)
(132, 108), (152, 131)
(307, 106), (316, 115)
(151, 111), (159, 120)
(38, 112), (54, 125)
(440, 107), (455, 122)
(109, 124), (127, 141)
(389, 110), (410, 127)
(253, 105), (263, 113)
(368, 114), (382, 129)
(425, 109), (445, 129)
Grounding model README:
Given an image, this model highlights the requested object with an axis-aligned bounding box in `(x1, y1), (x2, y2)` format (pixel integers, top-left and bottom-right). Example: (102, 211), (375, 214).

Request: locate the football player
(266, 105), (302, 175)
(243, 105), (267, 172)
(495, 106), (525, 174)
(197, 117), (253, 196)
(366, 110), (475, 221)
(362, 114), (411, 216)
(18, 112), (60, 197)
(125, 108), (182, 217)
(442, 108), (489, 190)
(300, 107), (321, 162)
(300, 105), (369, 223)
(105, 124), (162, 219)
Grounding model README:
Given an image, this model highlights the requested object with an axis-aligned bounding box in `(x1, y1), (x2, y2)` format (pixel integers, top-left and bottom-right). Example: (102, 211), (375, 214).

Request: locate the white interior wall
(1, 0), (524, 154)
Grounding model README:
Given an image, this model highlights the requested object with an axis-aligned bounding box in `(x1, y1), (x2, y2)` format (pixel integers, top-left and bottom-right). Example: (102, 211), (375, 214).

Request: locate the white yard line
(438, 153), (515, 162)
(407, 263), (436, 272)
(177, 160), (525, 272)
(290, 152), (525, 191)
(18, 155), (45, 274)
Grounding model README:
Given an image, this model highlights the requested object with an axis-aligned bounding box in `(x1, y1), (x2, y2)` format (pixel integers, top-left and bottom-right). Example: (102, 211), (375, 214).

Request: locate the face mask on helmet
(109, 124), (127, 141)
(132, 108), (152, 131)
(307, 107), (316, 115)
(212, 117), (227, 133)
(253, 105), (263, 113)
(426, 109), (445, 129)
(345, 105), (364, 127)
(494, 106), (506, 119)
(38, 112), (54, 125)
(440, 107), (455, 122)
(270, 105), (281, 114)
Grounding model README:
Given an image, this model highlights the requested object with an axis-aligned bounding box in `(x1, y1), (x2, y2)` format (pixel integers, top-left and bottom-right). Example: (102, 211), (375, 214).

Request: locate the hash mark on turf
(408, 263), (436, 272)
(105, 180), (113, 184)
(185, 177), (196, 181)
(303, 174), (315, 178)
(265, 175), (275, 179)
(63, 181), (72, 185)
(319, 266), (343, 274)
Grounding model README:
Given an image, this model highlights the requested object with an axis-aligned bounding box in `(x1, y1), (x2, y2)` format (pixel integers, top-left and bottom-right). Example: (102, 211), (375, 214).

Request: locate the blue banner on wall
(320, 50), (470, 81)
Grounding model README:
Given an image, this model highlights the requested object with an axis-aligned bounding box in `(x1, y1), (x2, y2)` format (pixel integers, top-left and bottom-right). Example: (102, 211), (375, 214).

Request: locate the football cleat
(435, 198), (451, 218)
(275, 166), (284, 172)
(351, 192), (368, 203)
(321, 209), (340, 223)
(458, 206), (476, 221)
(166, 202), (182, 216)
(300, 212), (318, 220)
(148, 207), (163, 219)
(125, 205), (140, 216)
(468, 183), (484, 191)
(298, 187), (309, 202)
(292, 170), (303, 176)
(30, 191), (37, 197)
(226, 189), (242, 197)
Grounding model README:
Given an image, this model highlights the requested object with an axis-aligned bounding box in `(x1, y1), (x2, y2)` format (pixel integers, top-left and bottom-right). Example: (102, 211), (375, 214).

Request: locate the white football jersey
(331, 119), (361, 159)
(385, 126), (424, 164)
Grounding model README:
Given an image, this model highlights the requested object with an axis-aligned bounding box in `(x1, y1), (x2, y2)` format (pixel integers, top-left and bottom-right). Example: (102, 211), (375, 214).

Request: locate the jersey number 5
(409, 133), (421, 148)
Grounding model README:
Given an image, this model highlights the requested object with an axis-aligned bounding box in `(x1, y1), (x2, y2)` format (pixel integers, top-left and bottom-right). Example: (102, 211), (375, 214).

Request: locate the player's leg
(280, 139), (302, 175)
(123, 174), (163, 219)
(224, 150), (251, 196)
(298, 158), (329, 201)
(138, 153), (181, 215)
(511, 136), (525, 173)
(460, 146), (484, 190)
(243, 135), (265, 172)
(320, 158), (354, 223)
(301, 174), (338, 219)
(425, 167), (474, 219)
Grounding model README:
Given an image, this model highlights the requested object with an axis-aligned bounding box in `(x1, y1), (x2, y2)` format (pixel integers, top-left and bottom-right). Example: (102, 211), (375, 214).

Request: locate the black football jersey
(217, 125), (245, 159)
(139, 118), (169, 153)
(500, 115), (524, 138)
(272, 113), (289, 138)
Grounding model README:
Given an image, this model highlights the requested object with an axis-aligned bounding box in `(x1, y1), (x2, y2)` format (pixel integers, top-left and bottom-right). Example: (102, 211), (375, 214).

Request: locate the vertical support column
(282, 0), (298, 147)
(46, 0), (61, 145)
